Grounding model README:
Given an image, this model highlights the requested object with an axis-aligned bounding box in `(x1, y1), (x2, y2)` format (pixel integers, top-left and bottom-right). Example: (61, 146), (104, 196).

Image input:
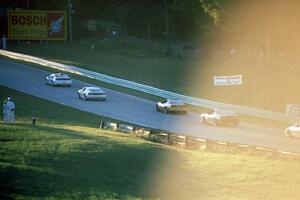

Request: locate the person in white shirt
(6, 97), (15, 124)
(3, 100), (9, 123)
(1, 35), (7, 50)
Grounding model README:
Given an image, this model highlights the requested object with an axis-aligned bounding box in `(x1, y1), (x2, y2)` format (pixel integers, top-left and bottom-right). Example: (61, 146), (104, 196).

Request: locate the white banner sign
(214, 75), (242, 86)
(286, 104), (300, 116)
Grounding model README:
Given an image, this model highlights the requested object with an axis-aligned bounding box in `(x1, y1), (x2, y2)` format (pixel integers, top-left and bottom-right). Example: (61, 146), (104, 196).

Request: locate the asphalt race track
(1, 58), (300, 153)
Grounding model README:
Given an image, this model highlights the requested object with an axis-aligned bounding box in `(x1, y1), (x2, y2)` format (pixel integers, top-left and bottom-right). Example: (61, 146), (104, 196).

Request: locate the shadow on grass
(0, 169), (16, 200)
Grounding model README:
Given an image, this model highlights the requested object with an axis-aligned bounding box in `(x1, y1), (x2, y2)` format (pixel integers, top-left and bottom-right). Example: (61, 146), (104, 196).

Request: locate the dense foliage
(6, 0), (227, 41)
(5, 0), (300, 54)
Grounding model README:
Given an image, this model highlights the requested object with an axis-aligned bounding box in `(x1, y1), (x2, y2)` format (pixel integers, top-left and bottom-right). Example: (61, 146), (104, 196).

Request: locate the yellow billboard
(8, 10), (67, 40)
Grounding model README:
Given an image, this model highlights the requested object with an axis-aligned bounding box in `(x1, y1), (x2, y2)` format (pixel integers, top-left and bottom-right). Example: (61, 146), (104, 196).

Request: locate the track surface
(1, 58), (300, 153)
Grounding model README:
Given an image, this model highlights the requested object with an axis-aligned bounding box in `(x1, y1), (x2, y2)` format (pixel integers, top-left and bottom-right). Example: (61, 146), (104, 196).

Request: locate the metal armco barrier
(100, 121), (118, 131)
(118, 124), (134, 133)
(1, 49), (300, 123)
(99, 120), (300, 159)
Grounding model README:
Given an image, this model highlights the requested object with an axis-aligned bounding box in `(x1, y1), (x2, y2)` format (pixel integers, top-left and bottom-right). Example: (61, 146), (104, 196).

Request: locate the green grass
(1, 86), (300, 199)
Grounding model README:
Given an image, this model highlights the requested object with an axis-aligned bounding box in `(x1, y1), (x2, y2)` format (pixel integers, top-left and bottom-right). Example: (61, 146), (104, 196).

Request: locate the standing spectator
(6, 97), (15, 124)
(1, 35), (7, 50)
(3, 100), (8, 123)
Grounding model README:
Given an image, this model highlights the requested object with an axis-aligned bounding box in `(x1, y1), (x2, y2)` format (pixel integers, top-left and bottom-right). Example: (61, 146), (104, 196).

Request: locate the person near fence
(6, 97), (15, 124)
(3, 100), (9, 123)
(1, 35), (7, 50)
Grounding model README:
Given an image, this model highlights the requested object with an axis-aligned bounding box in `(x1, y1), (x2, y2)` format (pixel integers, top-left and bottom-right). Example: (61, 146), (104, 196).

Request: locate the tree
(198, 0), (225, 25)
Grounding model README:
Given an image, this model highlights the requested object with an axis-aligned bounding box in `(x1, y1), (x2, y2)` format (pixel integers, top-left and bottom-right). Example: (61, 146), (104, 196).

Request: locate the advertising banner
(213, 75), (242, 86)
(8, 10), (67, 40)
(286, 104), (300, 116)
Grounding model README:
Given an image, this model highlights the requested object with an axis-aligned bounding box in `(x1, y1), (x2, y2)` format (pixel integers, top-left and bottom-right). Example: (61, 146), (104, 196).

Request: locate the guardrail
(1, 49), (300, 123)
(100, 120), (300, 159)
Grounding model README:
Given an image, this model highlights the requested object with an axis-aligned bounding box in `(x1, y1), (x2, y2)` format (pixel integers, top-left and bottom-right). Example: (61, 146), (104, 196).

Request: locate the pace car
(45, 73), (72, 87)
(200, 109), (239, 127)
(156, 99), (188, 114)
(77, 86), (107, 100)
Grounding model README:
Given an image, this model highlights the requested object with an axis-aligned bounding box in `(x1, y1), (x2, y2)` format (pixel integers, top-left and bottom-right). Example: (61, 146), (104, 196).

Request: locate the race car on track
(156, 99), (188, 114)
(45, 73), (72, 87)
(77, 86), (107, 101)
(285, 123), (300, 138)
(200, 109), (239, 127)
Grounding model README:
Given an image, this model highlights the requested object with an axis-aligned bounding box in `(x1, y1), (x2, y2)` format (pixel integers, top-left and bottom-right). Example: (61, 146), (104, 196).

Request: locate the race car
(200, 109), (239, 127)
(77, 86), (106, 101)
(45, 73), (72, 87)
(285, 123), (300, 138)
(156, 99), (188, 114)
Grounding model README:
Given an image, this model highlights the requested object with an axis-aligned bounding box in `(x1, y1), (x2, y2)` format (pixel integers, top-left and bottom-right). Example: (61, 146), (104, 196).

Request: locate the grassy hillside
(1, 87), (300, 199)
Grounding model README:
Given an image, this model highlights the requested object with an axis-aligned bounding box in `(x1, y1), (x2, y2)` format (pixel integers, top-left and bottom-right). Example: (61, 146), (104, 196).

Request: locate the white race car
(156, 99), (188, 114)
(200, 109), (239, 127)
(77, 86), (106, 101)
(285, 123), (300, 138)
(45, 73), (72, 87)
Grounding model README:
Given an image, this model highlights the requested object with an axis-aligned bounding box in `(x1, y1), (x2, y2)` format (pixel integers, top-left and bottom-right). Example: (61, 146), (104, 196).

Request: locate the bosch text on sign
(8, 10), (66, 40)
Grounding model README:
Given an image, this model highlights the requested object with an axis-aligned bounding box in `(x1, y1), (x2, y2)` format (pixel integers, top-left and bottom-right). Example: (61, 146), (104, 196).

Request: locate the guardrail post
(215, 141), (228, 152)
(176, 135), (186, 148)
(158, 132), (169, 144)
(168, 133), (177, 146)
(167, 133), (171, 144)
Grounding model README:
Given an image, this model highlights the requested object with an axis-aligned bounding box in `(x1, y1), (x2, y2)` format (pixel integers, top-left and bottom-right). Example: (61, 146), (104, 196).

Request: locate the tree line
(8, 0), (300, 54)
(21, 0), (226, 42)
